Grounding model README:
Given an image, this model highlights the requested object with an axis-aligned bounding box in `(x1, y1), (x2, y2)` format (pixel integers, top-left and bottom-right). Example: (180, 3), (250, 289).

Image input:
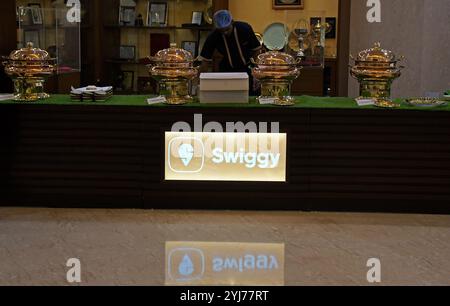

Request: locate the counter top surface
(1, 95), (449, 111)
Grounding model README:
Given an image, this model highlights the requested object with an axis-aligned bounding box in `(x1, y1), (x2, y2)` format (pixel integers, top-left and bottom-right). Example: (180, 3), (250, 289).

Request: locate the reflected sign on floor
(165, 241), (285, 286)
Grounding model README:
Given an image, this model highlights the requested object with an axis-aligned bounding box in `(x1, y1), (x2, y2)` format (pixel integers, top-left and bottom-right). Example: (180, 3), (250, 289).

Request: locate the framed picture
(119, 45), (136, 60)
(119, 6), (136, 25)
(310, 17), (322, 29)
(17, 6), (30, 25)
(192, 11), (203, 25)
(17, 6), (31, 25)
(325, 17), (337, 39)
(120, 0), (136, 5)
(122, 71), (135, 91)
(147, 2), (168, 26)
(28, 3), (43, 25)
(181, 41), (197, 57)
(309, 17), (323, 31)
(24, 30), (40, 48)
(273, 0), (304, 10)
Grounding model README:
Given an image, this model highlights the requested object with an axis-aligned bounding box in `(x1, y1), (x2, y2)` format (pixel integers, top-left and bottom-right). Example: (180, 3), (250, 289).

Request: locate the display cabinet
(16, 0), (82, 92)
(255, 10), (327, 97)
(101, 0), (228, 94)
(3, 0), (345, 96)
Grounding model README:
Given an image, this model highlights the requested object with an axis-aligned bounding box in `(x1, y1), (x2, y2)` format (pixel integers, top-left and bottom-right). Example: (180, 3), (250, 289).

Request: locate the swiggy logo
(167, 137), (205, 173)
(167, 248), (205, 282)
(165, 132), (287, 182)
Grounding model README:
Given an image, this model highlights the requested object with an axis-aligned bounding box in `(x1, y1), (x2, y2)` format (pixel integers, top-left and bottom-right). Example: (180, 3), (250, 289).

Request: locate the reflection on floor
(0, 208), (449, 285)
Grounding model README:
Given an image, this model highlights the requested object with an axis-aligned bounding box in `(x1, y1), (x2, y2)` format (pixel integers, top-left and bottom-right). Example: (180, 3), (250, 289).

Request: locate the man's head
(213, 10), (234, 36)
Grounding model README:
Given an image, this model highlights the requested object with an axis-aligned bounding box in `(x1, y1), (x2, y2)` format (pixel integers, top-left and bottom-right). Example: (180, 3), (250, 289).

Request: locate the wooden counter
(1, 96), (449, 213)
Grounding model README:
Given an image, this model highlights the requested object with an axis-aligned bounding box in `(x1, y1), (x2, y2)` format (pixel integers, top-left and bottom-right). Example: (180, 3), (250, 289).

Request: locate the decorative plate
(405, 98), (447, 107)
(263, 22), (289, 51)
(374, 99), (401, 108)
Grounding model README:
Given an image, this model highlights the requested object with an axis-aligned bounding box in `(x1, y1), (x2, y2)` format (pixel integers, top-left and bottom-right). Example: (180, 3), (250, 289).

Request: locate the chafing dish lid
(153, 43), (194, 63)
(255, 51), (297, 66)
(8, 42), (51, 61)
(356, 42), (398, 63)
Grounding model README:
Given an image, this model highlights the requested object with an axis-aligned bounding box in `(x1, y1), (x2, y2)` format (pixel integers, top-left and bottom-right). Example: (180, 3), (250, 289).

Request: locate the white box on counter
(199, 72), (249, 104)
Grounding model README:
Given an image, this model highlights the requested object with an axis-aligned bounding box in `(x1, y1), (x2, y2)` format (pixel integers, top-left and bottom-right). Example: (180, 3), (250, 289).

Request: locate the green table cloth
(1, 95), (449, 111)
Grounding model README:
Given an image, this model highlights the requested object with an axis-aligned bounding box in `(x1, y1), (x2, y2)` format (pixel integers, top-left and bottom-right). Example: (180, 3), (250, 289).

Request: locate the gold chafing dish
(148, 43), (199, 105)
(350, 42), (404, 100)
(2, 42), (56, 102)
(252, 51), (301, 106)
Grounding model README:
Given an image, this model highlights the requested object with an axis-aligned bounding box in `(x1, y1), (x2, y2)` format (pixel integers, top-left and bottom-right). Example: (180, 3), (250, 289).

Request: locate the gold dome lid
(8, 42), (52, 61)
(356, 42), (397, 63)
(255, 51), (297, 66)
(252, 51), (300, 81)
(153, 43), (194, 63)
(149, 43), (198, 80)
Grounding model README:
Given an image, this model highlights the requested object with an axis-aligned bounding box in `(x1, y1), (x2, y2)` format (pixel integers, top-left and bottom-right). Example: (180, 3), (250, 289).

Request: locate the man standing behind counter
(198, 10), (262, 94)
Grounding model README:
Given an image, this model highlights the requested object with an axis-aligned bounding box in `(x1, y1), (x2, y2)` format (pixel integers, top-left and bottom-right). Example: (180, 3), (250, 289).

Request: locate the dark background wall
(0, 1), (17, 93)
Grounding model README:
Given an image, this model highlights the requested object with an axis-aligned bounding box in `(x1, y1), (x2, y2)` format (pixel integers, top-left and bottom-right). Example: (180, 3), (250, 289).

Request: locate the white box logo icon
(168, 248), (205, 282)
(168, 137), (205, 173)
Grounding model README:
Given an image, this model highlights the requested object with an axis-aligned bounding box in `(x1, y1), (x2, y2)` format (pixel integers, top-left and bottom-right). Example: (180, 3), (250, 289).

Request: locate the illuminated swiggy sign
(165, 132), (287, 182)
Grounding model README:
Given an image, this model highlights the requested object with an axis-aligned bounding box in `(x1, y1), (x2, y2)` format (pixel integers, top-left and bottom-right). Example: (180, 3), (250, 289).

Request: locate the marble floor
(0, 207), (449, 286)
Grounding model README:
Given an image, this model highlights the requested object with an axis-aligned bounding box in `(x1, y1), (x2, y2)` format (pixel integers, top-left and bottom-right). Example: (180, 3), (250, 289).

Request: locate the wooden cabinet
(325, 57), (338, 96)
(1, 0), (350, 96)
(290, 58), (338, 97)
(45, 71), (81, 94)
(2, 1), (84, 93)
(291, 67), (324, 97)
(95, 0), (229, 93)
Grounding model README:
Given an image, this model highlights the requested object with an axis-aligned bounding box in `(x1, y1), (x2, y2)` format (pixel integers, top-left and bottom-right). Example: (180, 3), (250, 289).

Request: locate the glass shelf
(105, 24), (213, 31)
(106, 0), (214, 93)
(16, 5), (81, 75)
(274, 10), (328, 68)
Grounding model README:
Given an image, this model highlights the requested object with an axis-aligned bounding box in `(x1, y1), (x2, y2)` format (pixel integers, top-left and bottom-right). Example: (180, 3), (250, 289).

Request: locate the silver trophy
(291, 19), (309, 60)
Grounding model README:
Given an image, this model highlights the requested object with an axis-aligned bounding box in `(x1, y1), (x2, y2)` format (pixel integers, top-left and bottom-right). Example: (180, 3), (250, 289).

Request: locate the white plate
(263, 22), (288, 51)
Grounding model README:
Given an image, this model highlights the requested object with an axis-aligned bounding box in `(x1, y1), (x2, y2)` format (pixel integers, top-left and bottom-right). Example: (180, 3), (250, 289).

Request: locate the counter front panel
(1, 95), (449, 213)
